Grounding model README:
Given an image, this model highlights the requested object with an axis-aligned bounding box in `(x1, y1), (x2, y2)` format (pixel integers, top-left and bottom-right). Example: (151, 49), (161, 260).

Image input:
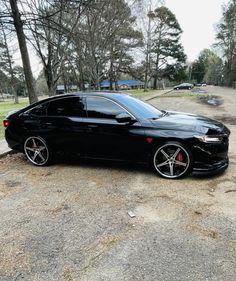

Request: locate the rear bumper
(5, 129), (23, 152)
(192, 159), (229, 176)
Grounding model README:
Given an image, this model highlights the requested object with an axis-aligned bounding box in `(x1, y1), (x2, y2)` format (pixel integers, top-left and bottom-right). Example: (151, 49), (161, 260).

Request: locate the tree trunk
(153, 75), (158, 90)
(79, 62), (85, 91)
(109, 60), (113, 90)
(9, 0), (38, 104)
(144, 11), (152, 92)
(44, 66), (54, 96)
(115, 80), (119, 91)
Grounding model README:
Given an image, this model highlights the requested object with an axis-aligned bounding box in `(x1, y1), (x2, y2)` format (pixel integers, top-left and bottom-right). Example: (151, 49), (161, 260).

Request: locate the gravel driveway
(0, 86), (236, 281)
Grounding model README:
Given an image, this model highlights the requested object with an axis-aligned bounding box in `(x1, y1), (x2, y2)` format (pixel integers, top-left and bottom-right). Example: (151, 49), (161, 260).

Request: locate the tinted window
(48, 97), (85, 117)
(29, 103), (48, 116)
(118, 95), (163, 119)
(86, 96), (126, 119)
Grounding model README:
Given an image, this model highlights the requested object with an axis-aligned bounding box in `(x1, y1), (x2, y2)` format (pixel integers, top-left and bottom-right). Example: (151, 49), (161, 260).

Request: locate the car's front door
(83, 96), (147, 161)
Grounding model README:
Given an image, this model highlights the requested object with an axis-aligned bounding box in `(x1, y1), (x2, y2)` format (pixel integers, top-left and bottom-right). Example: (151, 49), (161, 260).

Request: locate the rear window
(28, 103), (48, 116)
(47, 97), (85, 117)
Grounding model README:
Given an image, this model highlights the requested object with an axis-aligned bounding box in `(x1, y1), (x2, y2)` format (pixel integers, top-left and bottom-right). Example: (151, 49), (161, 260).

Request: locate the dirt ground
(0, 86), (236, 281)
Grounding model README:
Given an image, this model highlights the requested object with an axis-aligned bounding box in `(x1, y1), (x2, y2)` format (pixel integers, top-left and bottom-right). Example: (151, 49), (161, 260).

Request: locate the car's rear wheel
(24, 136), (51, 166)
(153, 142), (192, 179)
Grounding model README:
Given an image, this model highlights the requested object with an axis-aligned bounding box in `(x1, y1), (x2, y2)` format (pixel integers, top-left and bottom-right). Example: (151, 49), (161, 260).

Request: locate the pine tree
(150, 6), (186, 89)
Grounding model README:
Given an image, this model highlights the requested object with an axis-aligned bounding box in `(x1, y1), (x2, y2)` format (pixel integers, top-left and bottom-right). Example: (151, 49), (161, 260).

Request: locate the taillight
(3, 120), (10, 128)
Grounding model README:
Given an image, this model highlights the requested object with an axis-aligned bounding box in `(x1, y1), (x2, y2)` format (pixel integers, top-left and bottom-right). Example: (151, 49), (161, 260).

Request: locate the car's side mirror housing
(115, 112), (136, 124)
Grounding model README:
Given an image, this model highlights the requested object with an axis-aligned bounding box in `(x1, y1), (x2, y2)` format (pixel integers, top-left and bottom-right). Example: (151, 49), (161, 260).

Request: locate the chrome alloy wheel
(24, 136), (49, 166)
(153, 143), (190, 179)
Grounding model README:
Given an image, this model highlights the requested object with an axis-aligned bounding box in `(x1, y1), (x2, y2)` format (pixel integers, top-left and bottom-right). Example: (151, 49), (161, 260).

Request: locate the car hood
(151, 111), (227, 135)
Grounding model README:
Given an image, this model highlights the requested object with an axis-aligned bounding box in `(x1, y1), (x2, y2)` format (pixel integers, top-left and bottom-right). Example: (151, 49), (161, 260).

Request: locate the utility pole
(9, 0), (38, 104)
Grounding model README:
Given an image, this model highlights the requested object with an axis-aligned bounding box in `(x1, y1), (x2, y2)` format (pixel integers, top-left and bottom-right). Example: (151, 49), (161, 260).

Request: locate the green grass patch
(0, 98), (29, 113)
(128, 89), (170, 99)
(0, 98), (29, 139)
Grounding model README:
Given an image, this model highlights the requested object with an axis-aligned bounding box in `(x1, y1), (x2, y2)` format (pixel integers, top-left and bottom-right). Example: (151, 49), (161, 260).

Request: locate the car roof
(40, 91), (132, 103)
(17, 91), (133, 114)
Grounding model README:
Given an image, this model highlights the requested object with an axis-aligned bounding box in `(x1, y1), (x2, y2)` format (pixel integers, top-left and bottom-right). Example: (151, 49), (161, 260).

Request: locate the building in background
(100, 80), (144, 90)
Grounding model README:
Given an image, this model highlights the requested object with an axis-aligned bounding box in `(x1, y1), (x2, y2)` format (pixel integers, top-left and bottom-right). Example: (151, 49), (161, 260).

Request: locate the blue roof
(100, 79), (144, 87)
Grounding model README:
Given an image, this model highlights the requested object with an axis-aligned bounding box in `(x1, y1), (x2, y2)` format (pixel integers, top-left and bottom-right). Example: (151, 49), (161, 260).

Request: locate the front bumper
(191, 130), (230, 176)
(192, 158), (229, 176)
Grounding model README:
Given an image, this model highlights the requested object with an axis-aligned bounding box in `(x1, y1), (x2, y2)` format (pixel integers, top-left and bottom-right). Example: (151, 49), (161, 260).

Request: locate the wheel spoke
(173, 148), (181, 160)
(156, 160), (169, 168)
(38, 146), (46, 152)
(37, 152), (45, 162)
(32, 138), (37, 148)
(174, 160), (187, 167)
(160, 149), (169, 160)
(25, 147), (35, 152)
(32, 151), (38, 161)
(169, 163), (174, 176)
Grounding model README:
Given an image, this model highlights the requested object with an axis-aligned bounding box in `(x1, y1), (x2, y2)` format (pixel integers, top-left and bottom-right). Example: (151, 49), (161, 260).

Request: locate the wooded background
(0, 0), (235, 104)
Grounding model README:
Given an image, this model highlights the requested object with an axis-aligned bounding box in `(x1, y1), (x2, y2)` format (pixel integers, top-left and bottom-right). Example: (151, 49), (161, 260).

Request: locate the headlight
(195, 135), (222, 143)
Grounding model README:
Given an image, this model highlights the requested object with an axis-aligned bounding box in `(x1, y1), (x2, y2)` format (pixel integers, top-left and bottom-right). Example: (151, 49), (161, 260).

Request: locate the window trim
(85, 96), (137, 120)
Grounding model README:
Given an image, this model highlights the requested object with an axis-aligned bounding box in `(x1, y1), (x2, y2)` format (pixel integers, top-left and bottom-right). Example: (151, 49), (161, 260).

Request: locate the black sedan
(174, 83), (193, 90)
(3, 92), (230, 179)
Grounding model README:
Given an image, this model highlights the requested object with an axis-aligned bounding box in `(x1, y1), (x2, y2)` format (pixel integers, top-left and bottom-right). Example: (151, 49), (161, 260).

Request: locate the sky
(165, 0), (229, 62)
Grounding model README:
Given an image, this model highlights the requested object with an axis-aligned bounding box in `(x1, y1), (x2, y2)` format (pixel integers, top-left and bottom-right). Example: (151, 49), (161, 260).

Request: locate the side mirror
(115, 112), (135, 124)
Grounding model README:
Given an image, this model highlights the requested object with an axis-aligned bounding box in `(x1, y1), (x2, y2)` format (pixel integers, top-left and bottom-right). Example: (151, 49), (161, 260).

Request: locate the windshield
(118, 95), (163, 120)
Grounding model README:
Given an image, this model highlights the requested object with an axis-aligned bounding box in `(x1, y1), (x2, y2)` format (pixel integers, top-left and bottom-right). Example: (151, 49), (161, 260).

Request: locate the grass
(0, 98), (29, 139)
(128, 88), (171, 99)
(129, 88), (206, 100)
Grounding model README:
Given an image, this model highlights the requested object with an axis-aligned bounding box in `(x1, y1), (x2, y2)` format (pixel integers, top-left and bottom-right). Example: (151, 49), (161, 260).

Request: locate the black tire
(23, 136), (52, 166)
(152, 141), (193, 179)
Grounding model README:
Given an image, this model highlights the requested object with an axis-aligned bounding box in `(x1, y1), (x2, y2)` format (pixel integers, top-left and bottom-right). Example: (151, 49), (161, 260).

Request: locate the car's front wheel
(152, 142), (192, 179)
(24, 136), (51, 166)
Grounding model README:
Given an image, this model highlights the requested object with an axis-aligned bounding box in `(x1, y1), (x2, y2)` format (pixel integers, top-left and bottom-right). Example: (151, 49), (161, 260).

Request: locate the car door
(83, 96), (147, 161)
(38, 96), (87, 154)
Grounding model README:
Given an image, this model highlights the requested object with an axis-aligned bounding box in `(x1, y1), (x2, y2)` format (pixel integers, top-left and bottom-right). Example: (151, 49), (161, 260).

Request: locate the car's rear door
(38, 96), (87, 154)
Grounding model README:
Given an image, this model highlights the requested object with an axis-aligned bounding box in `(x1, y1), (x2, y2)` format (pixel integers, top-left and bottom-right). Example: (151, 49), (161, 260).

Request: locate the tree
(13, 66), (26, 96)
(191, 49), (223, 84)
(25, 0), (88, 95)
(0, 22), (19, 103)
(149, 6), (186, 89)
(105, 1), (142, 89)
(8, 0), (38, 104)
(71, 0), (142, 90)
(204, 53), (223, 85)
(132, 0), (165, 91)
(216, 0), (236, 86)
(164, 63), (188, 82)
